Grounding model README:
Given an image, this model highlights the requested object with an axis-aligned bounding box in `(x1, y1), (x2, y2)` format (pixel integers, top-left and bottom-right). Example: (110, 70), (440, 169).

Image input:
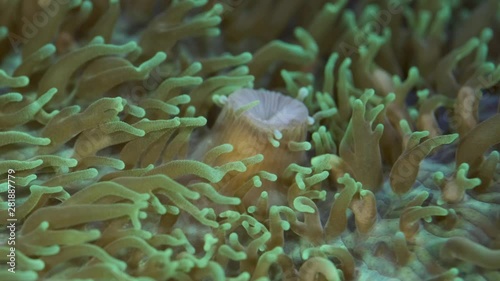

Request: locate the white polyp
(273, 129), (283, 140)
(218, 95), (228, 105)
(307, 116), (315, 125)
(212, 94), (227, 107)
(297, 87), (309, 101)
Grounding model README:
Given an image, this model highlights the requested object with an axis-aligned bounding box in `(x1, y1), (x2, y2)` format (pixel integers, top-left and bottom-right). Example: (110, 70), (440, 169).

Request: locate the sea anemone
(0, 0), (499, 280)
(192, 88), (310, 206)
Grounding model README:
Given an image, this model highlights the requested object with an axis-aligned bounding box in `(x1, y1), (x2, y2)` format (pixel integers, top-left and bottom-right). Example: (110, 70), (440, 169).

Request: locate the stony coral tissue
(1, 0), (499, 280)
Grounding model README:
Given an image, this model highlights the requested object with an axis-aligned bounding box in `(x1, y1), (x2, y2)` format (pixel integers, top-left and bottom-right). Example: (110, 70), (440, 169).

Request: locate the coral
(0, 0), (499, 280)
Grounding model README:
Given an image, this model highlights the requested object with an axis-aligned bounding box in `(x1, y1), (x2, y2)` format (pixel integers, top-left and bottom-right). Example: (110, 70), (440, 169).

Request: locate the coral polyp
(0, 0), (499, 280)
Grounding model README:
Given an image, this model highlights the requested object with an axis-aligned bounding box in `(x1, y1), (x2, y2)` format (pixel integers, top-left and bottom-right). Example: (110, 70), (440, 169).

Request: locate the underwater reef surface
(0, 0), (499, 280)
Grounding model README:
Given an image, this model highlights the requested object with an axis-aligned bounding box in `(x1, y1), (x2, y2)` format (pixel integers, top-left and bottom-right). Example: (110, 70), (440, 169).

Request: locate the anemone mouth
(227, 88), (309, 130)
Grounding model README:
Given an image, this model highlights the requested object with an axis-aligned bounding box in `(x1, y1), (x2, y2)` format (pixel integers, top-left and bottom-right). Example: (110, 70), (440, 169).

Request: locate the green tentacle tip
(0, 132), (51, 146)
(1, 159), (44, 171)
(0, 70), (29, 87)
(258, 171), (277, 182)
(241, 154), (264, 166)
(293, 197), (315, 213)
(288, 141), (312, 152)
(456, 163), (481, 189)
